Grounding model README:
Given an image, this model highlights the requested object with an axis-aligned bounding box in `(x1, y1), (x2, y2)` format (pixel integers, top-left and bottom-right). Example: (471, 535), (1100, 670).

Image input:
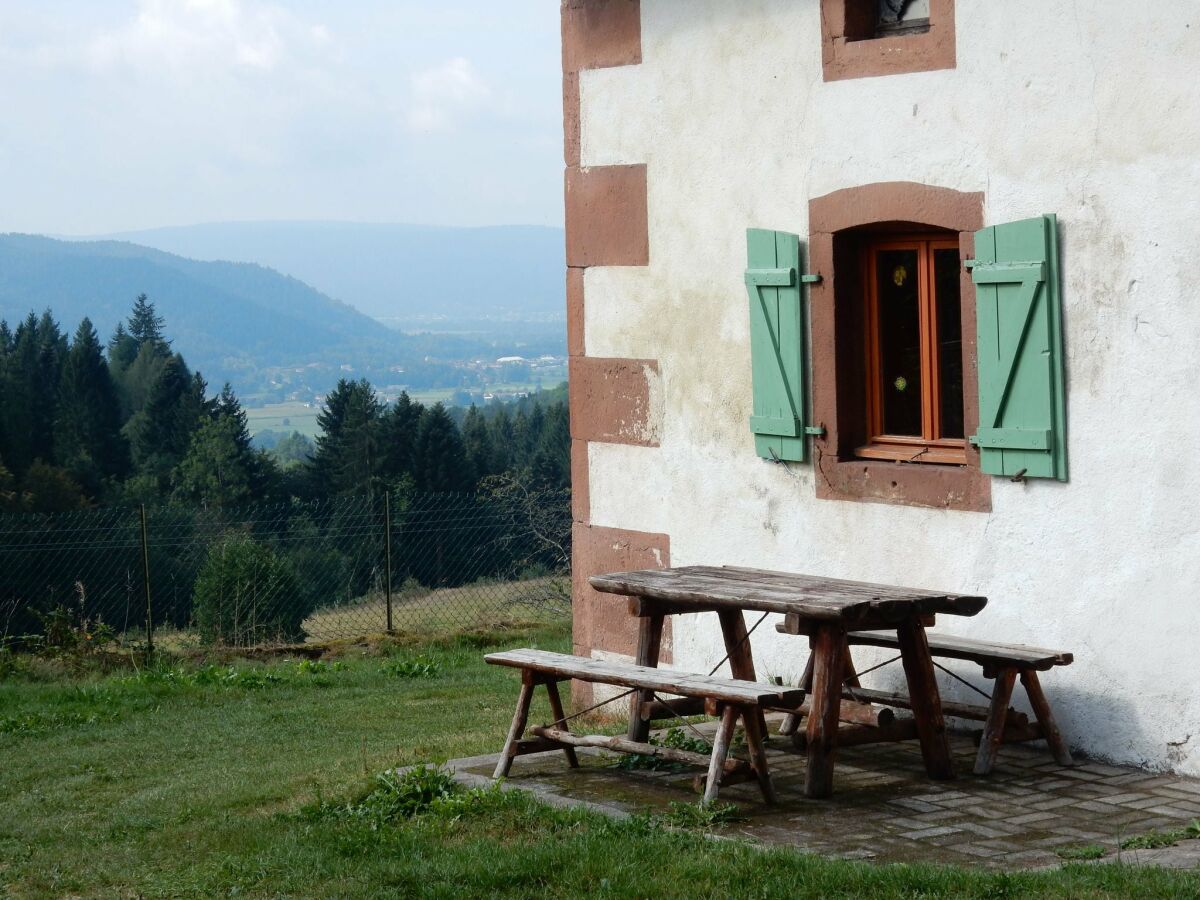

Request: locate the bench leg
(703, 704), (740, 804)
(718, 610), (768, 738)
(628, 611), (665, 742)
(779, 653), (815, 736)
(544, 678), (580, 769)
(804, 624), (846, 798)
(741, 704), (778, 805)
(494, 676), (536, 779)
(896, 618), (956, 781)
(974, 667), (1017, 775)
(1021, 670), (1075, 766)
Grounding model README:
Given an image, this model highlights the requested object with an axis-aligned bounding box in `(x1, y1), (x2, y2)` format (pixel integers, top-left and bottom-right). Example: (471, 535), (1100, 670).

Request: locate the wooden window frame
(807, 181), (990, 513)
(858, 235), (966, 466)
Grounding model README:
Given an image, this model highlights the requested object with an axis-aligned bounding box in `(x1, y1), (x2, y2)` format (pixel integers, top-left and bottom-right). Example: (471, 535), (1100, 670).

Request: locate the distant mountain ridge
(79, 221), (567, 323)
(0, 233), (390, 383)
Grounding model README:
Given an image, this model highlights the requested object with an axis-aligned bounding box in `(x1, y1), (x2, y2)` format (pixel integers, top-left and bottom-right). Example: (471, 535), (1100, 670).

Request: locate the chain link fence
(0, 489), (570, 651)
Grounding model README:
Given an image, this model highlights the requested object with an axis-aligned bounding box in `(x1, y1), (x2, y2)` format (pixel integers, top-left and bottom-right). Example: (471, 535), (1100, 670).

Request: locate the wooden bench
(485, 648), (805, 803)
(840, 631), (1075, 774)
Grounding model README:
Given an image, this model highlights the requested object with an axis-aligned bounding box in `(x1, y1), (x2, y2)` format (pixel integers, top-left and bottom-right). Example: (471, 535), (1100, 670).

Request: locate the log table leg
(702, 704), (740, 804)
(974, 667), (1017, 775)
(628, 609), (665, 741)
(1021, 670), (1076, 766)
(718, 610), (768, 737)
(544, 678), (580, 769)
(494, 675), (535, 779)
(741, 703), (778, 805)
(896, 617), (956, 780)
(804, 624), (847, 798)
(779, 653), (815, 737)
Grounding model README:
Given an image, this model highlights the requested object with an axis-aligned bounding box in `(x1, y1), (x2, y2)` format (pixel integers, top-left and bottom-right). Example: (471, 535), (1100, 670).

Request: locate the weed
(309, 766), (463, 826)
(657, 800), (743, 830)
(295, 659), (346, 677)
(1056, 844), (1108, 861)
(1119, 821), (1200, 851)
(615, 727), (712, 772)
(381, 656), (440, 679)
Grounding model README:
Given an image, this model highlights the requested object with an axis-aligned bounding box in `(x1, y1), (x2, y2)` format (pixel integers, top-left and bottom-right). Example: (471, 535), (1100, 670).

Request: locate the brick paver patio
(448, 718), (1200, 870)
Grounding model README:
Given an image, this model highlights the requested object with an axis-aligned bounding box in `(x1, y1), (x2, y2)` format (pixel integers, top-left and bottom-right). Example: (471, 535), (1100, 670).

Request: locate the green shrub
(381, 655), (440, 679)
(192, 535), (307, 646)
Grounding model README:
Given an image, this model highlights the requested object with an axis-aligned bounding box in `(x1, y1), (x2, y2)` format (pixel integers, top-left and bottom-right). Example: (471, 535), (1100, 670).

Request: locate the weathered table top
(589, 565), (987, 625)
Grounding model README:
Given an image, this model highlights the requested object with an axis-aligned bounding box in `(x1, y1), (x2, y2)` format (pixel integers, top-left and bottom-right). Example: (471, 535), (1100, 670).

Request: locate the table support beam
(804, 624), (847, 798)
(897, 618), (956, 780)
(628, 608), (665, 742)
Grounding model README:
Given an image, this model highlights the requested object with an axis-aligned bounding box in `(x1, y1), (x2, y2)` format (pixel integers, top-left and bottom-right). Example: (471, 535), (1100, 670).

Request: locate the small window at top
(874, 0), (930, 38)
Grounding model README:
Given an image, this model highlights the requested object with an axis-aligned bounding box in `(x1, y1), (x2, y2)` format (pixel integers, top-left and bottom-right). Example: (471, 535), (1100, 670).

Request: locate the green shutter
(970, 214), (1067, 481)
(746, 228), (809, 462)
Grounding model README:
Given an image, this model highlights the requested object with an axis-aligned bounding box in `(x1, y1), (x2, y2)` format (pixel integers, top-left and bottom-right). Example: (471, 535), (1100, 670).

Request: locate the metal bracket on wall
(800, 273), (822, 284)
(804, 426), (826, 437)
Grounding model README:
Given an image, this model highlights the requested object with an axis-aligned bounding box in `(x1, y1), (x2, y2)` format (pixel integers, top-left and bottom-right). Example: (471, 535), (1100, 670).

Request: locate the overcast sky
(0, 0), (562, 234)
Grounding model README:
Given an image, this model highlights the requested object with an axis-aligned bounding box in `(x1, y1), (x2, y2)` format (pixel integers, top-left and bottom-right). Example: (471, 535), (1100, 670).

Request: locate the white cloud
(407, 56), (490, 133)
(83, 0), (331, 74)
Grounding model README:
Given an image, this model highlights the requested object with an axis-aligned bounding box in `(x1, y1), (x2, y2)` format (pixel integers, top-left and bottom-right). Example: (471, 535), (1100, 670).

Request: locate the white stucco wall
(577, 0), (1200, 773)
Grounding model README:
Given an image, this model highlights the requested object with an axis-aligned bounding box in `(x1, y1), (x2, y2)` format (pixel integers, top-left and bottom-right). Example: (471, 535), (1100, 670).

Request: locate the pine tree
(125, 353), (204, 479)
(107, 322), (139, 373)
(412, 403), (472, 494)
(56, 318), (130, 493)
(530, 402), (571, 490)
(486, 408), (514, 473)
(461, 405), (495, 485)
(1, 313), (53, 476)
(127, 293), (169, 354)
(381, 391), (424, 481)
(117, 342), (168, 417)
(172, 415), (256, 508)
(311, 379), (384, 495)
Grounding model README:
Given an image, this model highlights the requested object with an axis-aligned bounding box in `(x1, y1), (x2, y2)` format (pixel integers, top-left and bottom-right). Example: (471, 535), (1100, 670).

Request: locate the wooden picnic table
(589, 565), (987, 798)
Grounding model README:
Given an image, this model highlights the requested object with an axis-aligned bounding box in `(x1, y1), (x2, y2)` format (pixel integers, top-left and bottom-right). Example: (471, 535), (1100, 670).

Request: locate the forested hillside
(0, 298), (569, 514)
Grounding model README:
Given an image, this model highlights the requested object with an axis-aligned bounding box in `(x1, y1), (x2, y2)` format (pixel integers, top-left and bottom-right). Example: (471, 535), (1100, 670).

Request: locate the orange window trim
(860, 235), (965, 465)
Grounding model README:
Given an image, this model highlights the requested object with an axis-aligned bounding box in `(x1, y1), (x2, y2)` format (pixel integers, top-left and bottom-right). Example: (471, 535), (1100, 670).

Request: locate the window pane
(933, 248), (964, 439)
(875, 248), (922, 437)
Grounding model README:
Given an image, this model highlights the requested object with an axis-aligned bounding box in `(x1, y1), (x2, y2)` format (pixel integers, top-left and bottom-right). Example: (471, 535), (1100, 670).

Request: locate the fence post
(139, 504), (154, 654)
(384, 493), (394, 634)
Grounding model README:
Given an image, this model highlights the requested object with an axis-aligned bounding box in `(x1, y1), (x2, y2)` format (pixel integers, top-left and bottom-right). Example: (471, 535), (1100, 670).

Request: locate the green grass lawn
(2, 624), (1198, 898)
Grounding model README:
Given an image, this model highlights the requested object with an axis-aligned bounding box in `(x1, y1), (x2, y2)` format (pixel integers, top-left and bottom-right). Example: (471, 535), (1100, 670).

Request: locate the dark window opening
(844, 0), (932, 42)
(830, 224), (967, 467)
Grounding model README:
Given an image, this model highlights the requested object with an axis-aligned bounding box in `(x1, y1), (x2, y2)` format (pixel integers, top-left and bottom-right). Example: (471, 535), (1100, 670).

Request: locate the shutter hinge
(804, 426), (826, 436)
(963, 259), (979, 269)
(800, 273), (822, 284)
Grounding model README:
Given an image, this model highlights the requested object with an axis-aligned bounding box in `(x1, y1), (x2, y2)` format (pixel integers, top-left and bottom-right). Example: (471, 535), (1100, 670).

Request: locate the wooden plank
(628, 612), (664, 742)
(639, 697), (707, 721)
(589, 566), (987, 621)
(897, 619), (956, 780)
(703, 705), (740, 804)
(772, 698), (896, 728)
(485, 649), (805, 707)
(804, 625), (846, 798)
(974, 668), (1017, 775)
(530, 726), (743, 774)
(847, 630), (1072, 670)
(839, 686), (1027, 726)
(1020, 670), (1076, 766)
